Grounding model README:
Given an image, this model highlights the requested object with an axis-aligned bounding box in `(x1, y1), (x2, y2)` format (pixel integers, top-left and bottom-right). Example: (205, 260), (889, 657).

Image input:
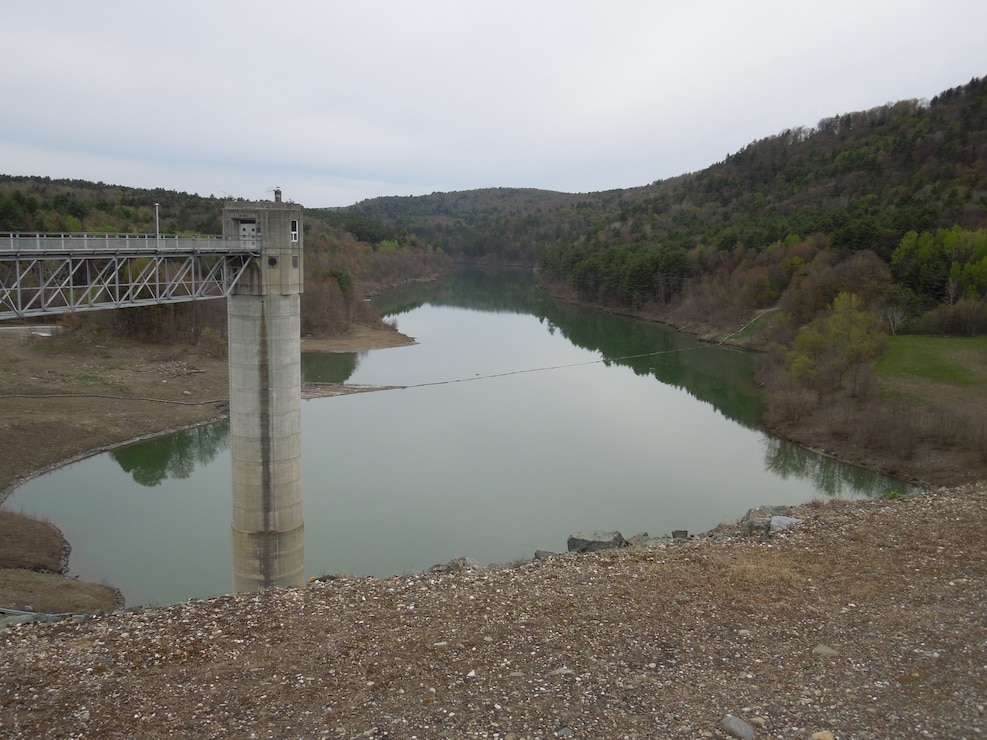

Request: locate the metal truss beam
(0, 234), (260, 320)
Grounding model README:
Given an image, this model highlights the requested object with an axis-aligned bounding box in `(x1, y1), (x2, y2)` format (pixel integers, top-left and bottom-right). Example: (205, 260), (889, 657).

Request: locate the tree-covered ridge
(306, 208), (410, 246)
(665, 80), (984, 255)
(347, 187), (627, 264)
(0, 175), (224, 235)
(477, 79), (982, 334)
(541, 76), (986, 311)
(347, 76), (987, 330)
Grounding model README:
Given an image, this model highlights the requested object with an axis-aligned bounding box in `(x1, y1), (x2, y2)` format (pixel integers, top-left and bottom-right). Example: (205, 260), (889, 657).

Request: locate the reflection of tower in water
(224, 191), (305, 591)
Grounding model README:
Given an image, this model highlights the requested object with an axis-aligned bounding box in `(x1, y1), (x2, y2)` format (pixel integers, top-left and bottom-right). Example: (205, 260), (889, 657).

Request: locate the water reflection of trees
(112, 422), (230, 487)
(300, 351), (361, 384)
(538, 299), (763, 428)
(761, 435), (914, 498)
(373, 266), (546, 317)
(375, 267), (765, 428)
(379, 270), (910, 493)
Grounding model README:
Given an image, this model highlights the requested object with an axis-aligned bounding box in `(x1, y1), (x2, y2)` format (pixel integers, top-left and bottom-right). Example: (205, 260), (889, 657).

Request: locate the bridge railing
(0, 232), (263, 319)
(0, 232), (258, 255)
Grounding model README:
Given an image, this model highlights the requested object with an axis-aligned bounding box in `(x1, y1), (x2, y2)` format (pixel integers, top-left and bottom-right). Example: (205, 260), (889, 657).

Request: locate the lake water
(3, 268), (911, 606)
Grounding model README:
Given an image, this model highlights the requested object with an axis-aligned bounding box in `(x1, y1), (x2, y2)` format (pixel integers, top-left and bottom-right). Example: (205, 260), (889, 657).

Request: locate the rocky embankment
(2, 483), (985, 738)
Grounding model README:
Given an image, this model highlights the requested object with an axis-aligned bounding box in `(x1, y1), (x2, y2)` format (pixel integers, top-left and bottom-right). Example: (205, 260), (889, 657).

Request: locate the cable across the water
(402, 345), (705, 390)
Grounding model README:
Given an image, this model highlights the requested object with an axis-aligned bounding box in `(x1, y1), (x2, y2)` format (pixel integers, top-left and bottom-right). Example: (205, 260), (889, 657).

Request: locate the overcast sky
(2, 1), (984, 208)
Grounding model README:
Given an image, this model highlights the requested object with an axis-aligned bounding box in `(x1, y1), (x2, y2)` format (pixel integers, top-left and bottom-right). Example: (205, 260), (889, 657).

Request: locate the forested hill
(346, 186), (630, 265)
(349, 77), (986, 265)
(348, 75), (987, 332)
(0, 177), (227, 235)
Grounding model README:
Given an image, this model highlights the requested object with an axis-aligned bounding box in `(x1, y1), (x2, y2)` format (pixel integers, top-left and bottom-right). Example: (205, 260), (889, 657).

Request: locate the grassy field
(764, 331), (987, 486)
(876, 335), (987, 385)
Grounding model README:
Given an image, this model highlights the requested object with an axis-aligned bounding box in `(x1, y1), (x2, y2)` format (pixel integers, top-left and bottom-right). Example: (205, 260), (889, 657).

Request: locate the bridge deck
(0, 233), (261, 319)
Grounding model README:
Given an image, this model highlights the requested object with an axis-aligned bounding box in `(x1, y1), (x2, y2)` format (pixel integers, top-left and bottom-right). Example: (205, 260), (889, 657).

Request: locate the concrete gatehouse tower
(223, 191), (305, 592)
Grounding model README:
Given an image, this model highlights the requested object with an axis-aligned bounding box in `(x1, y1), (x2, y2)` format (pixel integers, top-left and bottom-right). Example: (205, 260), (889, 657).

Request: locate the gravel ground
(2, 483), (985, 739)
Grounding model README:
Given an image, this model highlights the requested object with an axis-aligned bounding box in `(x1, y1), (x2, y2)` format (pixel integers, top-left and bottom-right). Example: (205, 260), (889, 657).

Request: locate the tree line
(0, 177), (450, 345)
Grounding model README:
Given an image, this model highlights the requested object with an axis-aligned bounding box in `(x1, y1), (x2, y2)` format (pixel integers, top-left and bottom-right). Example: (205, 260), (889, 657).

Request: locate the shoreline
(0, 311), (979, 614)
(0, 325), (416, 497)
(0, 414), (227, 507)
(536, 278), (987, 489)
(300, 324), (416, 353)
(0, 325), (416, 614)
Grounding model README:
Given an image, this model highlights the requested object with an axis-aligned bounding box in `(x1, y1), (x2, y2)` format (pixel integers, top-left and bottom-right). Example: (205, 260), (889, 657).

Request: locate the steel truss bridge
(0, 233), (259, 320)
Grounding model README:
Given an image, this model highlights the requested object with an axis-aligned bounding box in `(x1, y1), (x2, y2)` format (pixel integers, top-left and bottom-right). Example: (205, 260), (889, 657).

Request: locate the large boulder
(567, 530), (627, 553)
(739, 506), (801, 538)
